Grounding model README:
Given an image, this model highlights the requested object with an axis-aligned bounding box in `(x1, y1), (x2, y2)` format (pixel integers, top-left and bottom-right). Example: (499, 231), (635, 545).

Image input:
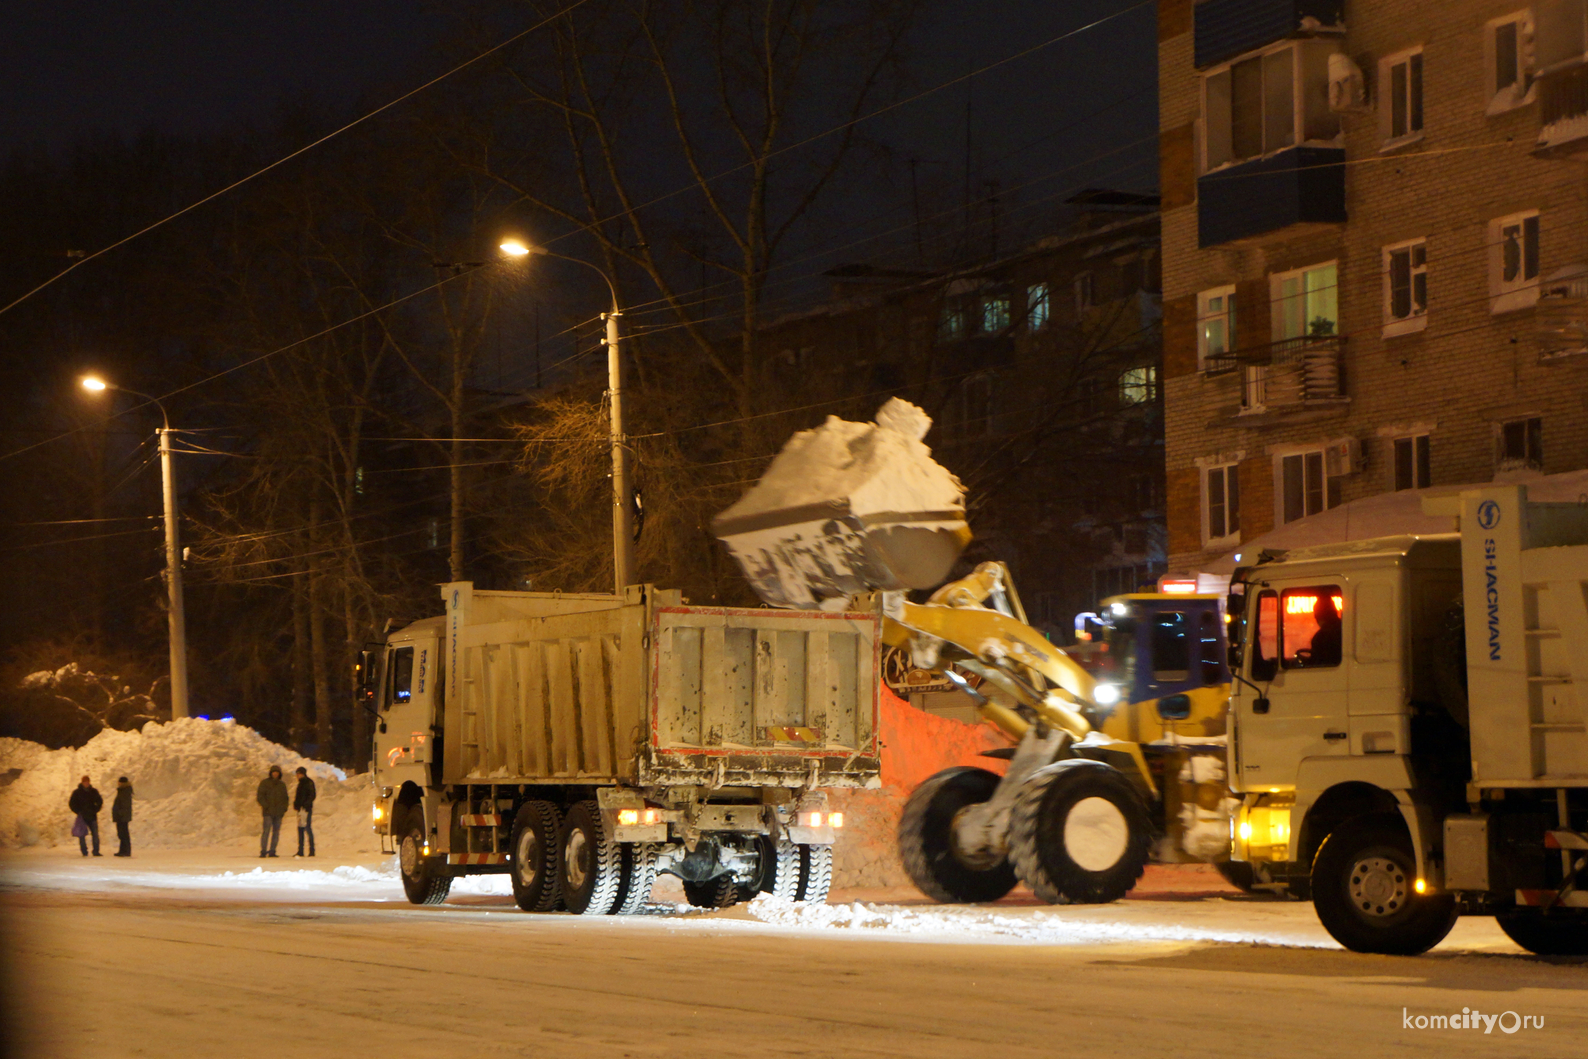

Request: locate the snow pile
(745, 895), (1327, 947)
(716, 398), (963, 522)
(0, 718), (379, 855)
(1176, 750), (1240, 860)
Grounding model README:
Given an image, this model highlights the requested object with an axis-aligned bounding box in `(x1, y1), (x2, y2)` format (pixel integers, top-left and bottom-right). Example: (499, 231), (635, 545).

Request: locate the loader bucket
(713, 399), (971, 609)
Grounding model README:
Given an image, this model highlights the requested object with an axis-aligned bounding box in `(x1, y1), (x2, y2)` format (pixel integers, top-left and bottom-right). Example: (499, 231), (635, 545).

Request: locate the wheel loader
(713, 398), (1237, 904)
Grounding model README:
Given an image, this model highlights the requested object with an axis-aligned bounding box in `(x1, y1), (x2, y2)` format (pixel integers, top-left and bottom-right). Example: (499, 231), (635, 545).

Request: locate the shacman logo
(1477, 498), (1501, 530)
(1405, 1008), (1543, 1033)
(1484, 538), (1501, 661)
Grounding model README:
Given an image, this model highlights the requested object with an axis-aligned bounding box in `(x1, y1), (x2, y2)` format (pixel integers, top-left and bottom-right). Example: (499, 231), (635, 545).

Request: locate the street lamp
(80, 375), (190, 720)
(499, 239), (636, 594)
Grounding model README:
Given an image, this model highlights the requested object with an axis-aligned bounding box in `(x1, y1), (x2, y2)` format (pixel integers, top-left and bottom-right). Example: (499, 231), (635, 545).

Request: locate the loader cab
(1093, 594), (1231, 740)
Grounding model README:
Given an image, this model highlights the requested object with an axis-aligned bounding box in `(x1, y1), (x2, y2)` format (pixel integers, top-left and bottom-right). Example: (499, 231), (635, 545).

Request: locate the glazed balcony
(1197, 147), (1346, 247)
(1194, 0), (1344, 69)
(1535, 264), (1588, 359)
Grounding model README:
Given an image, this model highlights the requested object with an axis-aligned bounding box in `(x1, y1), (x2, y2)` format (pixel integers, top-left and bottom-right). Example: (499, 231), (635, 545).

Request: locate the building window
(982, 295), (1010, 333)
(1487, 11), (1535, 114)
(1278, 450), (1334, 524)
(1074, 272), (1094, 315)
(1119, 365), (1158, 405)
(1272, 261), (1338, 340)
(1196, 285), (1236, 371)
(1379, 48), (1424, 144)
(1498, 417), (1543, 471)
(1383, 239), (1428, 335)
(1027, 283), (1050, 331)
(1204, 463), (1240, 544)
(1489, 211), (1540, 313)
(938, 302), (966, 342)
(1393, 435), (1431, 490)
(1201, 41), (1341, 172)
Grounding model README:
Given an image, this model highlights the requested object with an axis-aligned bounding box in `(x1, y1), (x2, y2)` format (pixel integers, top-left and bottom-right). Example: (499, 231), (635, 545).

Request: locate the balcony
(1535, 264), (1588, 358)
(1194, 0), (1344, 69)
(1197, 147), (1346, 247)
(1206, 334), (1349, 422)
(1537, 61), (1588, 157)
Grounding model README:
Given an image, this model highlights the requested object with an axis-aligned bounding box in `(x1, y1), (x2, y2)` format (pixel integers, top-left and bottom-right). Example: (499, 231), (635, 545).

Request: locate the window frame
(1118, 364), (1159, 406)
(1497, 416), (1543, 471)
(1392, 433), (1432, 490)
(1485, 10), (1536, 115)
(1378, 46), (1425, 148)
(1027, 283), (1050, 331)
(1274, 447), (1333, 525)
(1203, 461), (1241, 547)
(1382, 237), (1428, 336)
(981, 294), (1011, 334)
(1489, 210), (1541, 314)
(1199, 39), (1343, 174)
(1269, 260), (1339, 340)
(1196, 284), (1237, 371)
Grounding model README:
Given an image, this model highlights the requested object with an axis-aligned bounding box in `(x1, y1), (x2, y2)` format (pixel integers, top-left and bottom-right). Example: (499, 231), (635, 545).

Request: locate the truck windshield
(389, 646), (414, 707)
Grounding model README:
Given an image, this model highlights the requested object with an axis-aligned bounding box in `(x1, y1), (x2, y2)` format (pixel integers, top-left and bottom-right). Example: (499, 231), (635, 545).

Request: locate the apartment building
(756, 193), (1165, 638)
(1159, 0), (1588, 586)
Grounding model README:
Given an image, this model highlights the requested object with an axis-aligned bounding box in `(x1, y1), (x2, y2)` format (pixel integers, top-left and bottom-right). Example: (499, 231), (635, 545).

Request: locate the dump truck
(1224, 484), (1588, 954)
(714, 398), (1238, 905)
(365, 582), (881, 912)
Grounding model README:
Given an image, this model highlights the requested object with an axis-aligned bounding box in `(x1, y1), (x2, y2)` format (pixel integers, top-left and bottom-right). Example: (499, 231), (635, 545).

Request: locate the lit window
(1197, 285), (1236, 371)
(982, 296), (1010, 333)
(1118, 365), (1158, 405)
(1027, 283), (1050, 331)
(1280, 586), (1344, 669)
(1393, 435), (1431, 490)
(1379, 48), (1424, 143)
(1272, 262), (1338, 340)
(1486, 12), (1535, 114)
(1383, 239), (1427, 335)
(1204, 463), (1240, 544)
(1489, 211), (1540, 313)
(938, 303), (966, 342)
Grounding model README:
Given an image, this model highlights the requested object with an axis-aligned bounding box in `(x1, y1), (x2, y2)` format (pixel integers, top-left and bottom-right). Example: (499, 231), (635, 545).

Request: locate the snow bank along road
(3, 854), (1586, 1059)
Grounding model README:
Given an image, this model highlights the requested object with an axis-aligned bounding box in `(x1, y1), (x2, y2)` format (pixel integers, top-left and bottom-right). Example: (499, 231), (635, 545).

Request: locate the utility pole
(158, 425), (191, 719)
(606, 306), (635, 593)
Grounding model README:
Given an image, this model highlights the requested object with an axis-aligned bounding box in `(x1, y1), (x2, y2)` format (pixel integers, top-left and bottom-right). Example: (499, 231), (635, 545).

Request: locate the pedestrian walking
(256, 764), (289, 858)
(68, 775), (103, 857)
(292, 766), (317, 858)
(111, 776), (134, 857)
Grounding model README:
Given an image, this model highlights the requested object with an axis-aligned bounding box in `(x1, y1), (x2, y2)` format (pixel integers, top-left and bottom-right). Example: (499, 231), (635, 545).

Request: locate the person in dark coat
(68, 775), (103, 857)
(111, 776), (134, 857)
(256, 765), (289, 858)
(292, 766), (317, 858)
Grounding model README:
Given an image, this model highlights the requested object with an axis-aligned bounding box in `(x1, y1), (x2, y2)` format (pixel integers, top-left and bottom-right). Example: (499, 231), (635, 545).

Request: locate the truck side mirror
(1225, 593), (1245, 615)
(1252, 697), (1271, 714)
(1157, 693), (1191, 720)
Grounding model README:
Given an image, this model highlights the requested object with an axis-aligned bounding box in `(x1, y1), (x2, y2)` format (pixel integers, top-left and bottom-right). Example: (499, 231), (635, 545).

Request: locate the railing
(1537, 62), (1588, 152)
(1205, 334), (1346, 409)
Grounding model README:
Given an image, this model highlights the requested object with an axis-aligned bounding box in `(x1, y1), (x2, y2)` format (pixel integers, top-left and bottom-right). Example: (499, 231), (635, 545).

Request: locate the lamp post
(81, 376), (190, 720)
(500, 240), (635, 594)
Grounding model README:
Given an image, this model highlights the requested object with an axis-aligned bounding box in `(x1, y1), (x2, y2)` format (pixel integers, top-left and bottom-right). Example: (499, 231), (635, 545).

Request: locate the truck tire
(743, 835), (802, 902)
(559, 800), (624, 915)
(796, 843), (833, 904)
(898, 766), (1019, 903)
(1496, 911), (1588, 955)
(614, 843), (660, 915)
(399, 820), (451, 906)
(1311, 814), (1458, 955)
(1007, 760), (1150, 905)
(509, 801), (561, 913)
(683, 874), (740, 909)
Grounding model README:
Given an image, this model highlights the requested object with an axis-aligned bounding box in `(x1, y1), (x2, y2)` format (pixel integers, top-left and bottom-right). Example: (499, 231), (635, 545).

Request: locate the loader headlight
(1093, 683), (1121, 706)
(1238, 821), (1252, 841)
(372, 804), (383, 821)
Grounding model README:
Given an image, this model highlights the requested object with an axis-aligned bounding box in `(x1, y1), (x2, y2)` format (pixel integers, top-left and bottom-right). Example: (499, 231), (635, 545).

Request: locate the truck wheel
(559, 800), (624, 915)
(1311, 814), (1458, 955)
(898, 766), (1019, 903)
(1496, 911), (1588, 955)
(614, 843), (660, 915)
(399, 821), (451, 906)
(682, 874), (740, 909)
(509, 801), (561, 913)
(796, 843), (833, 904)
(742, 835), (801, 902)
(1008, 760), (1150, 905)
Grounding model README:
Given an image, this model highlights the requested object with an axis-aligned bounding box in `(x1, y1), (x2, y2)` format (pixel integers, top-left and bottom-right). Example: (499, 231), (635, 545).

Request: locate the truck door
(373, 636), (440, 789)
(1237, 582), (1351, 789)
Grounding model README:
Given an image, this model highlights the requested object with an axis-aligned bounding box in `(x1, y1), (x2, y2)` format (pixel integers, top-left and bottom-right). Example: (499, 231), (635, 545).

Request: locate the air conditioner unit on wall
(1324, 437), (1361, 477)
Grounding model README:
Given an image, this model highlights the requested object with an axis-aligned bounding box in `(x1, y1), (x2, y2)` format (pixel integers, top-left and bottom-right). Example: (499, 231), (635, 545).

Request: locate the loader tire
(742, 834), (802, 903)
(614, 843), (660, 915)
(559, 801), (624, 915)
(1311, 814), (1457, 955)
(683, 874), (740, 909)
(399, 820), (451, 906)
(1008, 760), (1150, 905)
(1496, 911), (1588, 955)
(796, 843), (833, 904)
(898, 766), (1018, 904)
(509, 800), (561, 913)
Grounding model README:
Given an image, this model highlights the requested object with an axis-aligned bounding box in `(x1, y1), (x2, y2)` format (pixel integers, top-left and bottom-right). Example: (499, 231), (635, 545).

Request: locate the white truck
(1225, 484), (1588, 954)
(363, 582), (881, 912)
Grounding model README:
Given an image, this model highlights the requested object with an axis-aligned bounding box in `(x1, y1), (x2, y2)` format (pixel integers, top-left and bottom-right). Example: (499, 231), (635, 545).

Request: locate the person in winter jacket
(111, 777), (134, 857)
(68, 775), (103, 857)
(292, 766), (317, 858)
(256, 765), (289, 857)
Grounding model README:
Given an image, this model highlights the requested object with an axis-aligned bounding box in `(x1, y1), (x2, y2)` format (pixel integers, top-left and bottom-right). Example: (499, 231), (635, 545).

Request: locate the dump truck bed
(438, 585), (881, 789)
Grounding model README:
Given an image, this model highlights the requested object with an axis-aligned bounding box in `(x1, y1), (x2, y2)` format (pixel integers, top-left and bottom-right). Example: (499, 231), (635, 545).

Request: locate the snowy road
(3, 852), (1586, 1058)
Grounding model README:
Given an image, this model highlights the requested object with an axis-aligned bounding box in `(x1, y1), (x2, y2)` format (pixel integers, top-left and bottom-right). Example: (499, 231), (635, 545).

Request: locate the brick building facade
(1159, 0), (1588, 585)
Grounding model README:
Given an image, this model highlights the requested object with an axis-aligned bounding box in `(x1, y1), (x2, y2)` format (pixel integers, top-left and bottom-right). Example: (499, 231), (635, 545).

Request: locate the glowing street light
(80, 375), (190, 720)
(498, 239), (634, 593)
